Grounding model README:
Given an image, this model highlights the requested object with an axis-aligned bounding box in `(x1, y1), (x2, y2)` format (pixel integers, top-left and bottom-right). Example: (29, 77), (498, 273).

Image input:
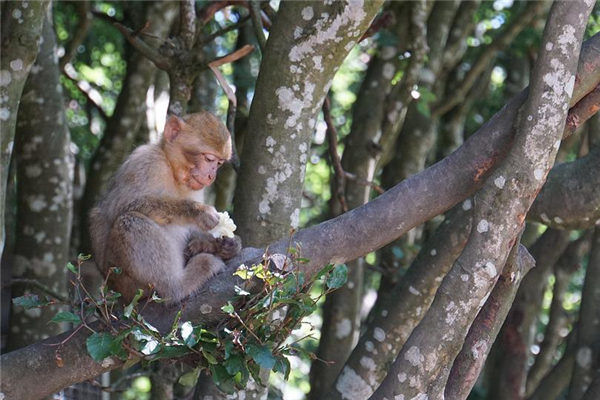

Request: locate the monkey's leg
(180, 253), (226, 299)
(107, 212), (184, 302)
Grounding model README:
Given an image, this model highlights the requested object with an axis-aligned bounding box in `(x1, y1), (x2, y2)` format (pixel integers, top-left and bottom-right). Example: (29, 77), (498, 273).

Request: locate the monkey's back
(89, 144), (174, 271)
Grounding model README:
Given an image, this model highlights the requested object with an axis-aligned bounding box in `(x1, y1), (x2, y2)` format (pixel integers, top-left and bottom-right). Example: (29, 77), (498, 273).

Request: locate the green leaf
(326, 264), (348, 289)
(315, 264), (335, 281)
(224, 354), (246, 376)
(246, 343), (276, 370)
(66, 262), (78, 274)
(86, 332), (115, 362)
(50, 311), (81, 325)
(221, 302), (234, 314)
(12, 294), (50, 309)
(179, 368), (201, 387)
(233, 265), (251, 280)
(273, 356), (291, 380)
(247, 361), (263, 386)
(202, 348), (218, 364)
(77, 253), (92, 262)
(124, 289), (144, 318)
(154, 345), (190, 359)
(210, 364), (236, 394)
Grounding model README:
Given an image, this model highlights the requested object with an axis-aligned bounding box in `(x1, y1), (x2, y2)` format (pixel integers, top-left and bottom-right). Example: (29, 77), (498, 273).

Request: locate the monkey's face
(183, 150), (225, 190)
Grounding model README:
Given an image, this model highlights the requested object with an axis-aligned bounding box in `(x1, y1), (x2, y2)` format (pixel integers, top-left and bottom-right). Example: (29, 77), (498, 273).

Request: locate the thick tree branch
(445, 243), (535, 399)
(528, 146), (600, 229)
(330, 204), (472, 399)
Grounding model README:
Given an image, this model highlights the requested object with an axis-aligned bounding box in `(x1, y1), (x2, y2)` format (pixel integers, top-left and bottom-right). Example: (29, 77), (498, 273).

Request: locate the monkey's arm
(124, 197), (218, 230)
(184, 232), (242, 262)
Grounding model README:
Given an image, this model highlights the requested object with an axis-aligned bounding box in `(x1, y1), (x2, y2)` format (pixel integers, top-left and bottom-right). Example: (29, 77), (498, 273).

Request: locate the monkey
(89, 111), (241, 304)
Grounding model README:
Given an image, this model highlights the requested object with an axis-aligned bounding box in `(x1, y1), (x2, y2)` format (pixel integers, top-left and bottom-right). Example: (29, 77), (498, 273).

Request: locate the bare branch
(113, 22), (171, 70)
(249, 0), (267, 51)
(323, 97), (348, 213)
(208, 44), (255, 69)
(565, 84), (600, 136)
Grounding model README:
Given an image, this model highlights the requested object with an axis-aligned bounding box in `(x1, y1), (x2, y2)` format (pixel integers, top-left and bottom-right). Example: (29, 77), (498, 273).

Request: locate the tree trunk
(0, 0), (50, 261)
(8, 5), (73, 351)
(233, 0), (383, 246)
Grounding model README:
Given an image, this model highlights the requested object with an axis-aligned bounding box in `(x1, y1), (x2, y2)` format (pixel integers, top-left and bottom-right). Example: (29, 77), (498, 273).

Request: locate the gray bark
(0, 0), (50, 261)
(8, 6), (74, 351)
(233, 0), (383, 246)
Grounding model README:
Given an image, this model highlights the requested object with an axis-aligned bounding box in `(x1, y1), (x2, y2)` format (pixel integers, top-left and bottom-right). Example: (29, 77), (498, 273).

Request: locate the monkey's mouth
(188, 175), (205, 190)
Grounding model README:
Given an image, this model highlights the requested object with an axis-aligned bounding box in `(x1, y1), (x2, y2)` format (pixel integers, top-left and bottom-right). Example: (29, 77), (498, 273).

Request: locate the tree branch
(528, 146), (600, 229)
(113, 22), (171, 70)
(564, 84), (600, 136)
(249, 0), (267, 51)
(179, 0), (196, 50)
(323, 96), (348, 213)
(445, 243), (535, 399)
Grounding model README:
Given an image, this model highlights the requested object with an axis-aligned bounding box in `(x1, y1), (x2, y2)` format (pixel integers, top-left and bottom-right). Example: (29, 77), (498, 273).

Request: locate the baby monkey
(89, 111), (241, 304)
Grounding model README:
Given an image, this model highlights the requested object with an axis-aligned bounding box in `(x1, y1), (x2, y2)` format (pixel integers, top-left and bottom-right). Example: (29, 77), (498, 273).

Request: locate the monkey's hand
(192, 203), (220, 231)
(184, 232), (218, 262)
(215, 235), (242, 260)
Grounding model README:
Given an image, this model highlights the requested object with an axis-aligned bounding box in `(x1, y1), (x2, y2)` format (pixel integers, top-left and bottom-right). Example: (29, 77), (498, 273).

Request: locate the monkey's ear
(164, 115), (185, 142)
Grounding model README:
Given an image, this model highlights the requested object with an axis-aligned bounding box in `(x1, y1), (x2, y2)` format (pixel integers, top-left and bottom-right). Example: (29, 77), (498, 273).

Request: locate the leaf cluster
(12, 252), (348, 394)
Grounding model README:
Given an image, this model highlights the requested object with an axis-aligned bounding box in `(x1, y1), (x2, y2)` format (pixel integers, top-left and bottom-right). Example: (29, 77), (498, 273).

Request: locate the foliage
(12, 253), (348, 394)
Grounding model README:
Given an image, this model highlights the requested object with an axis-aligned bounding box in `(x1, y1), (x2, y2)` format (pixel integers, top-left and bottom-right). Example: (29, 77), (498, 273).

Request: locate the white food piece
(209, 211), (237, 238)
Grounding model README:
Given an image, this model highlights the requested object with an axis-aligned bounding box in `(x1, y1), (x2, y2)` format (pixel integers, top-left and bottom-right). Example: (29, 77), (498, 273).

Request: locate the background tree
(1, 1), (599, 400)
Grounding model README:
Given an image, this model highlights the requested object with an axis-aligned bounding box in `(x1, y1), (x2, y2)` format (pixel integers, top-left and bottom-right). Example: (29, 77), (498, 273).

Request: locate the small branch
(113, 22), (171, 70)
(208, 65), (236, 107)
(208, 44), (255, 69)
(200, 14), (251, 45)
(323, 96), (348, 213)
(8, 279), (69, 303)
(249, 1), (267, 51)
(180, 0), (197, 50)
(564, 84), (600, 136)
(59, 2), (92, 70)
(208, 64), (241, 170)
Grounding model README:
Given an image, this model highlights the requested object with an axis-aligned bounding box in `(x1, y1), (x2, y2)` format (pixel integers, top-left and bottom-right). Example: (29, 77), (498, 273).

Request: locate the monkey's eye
(203, 154), (218, 163)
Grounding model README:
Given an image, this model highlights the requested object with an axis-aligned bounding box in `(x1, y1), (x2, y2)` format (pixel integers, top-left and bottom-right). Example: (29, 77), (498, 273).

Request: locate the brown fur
(89, 112), (240, 304)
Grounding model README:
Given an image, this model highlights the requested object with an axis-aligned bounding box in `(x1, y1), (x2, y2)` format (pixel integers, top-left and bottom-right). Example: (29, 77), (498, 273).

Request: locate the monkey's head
(162, 111), (232, 191)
